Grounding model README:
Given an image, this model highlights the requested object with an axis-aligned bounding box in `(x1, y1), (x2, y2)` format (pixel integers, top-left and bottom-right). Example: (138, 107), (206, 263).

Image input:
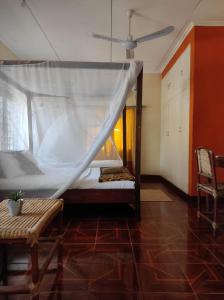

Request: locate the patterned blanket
(99, 167), (135, 182)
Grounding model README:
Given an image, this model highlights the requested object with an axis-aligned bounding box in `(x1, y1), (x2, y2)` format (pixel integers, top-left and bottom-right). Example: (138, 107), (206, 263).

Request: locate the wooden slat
(61, 189), (135, 204)
(135, 67), (143, 220)
(122, 105), (127, 167)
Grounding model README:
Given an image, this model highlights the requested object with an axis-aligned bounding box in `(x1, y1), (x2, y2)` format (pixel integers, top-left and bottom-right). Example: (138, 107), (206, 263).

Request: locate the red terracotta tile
(94, 244), (134, 263)
(133, 242), (216, 265)
(207, 244), (224, 265)
(130, 226), (196, 244)
(98, 219), (128, 229)
(190, 229), (224, 244)
(181, 264), (224, 294)
(167, 243), (219, 265)
(68, 219), (98, 229)
(91, 292), (140, 300)
(39, 291), (140, 300)
(52, 263), (140, 293)
(89, 263), (139, 293)
(141, 293), (197, 300)
(0, 295), (30, 300)
(133, 244), (169, 264)
(64, 243), (134, 265)
(197, 294), (224, 300)
(40, 269), (88, 292)
(63, 243), (96, 264)
(3, 184), (224, 299)
(63, 229), (97, 243)
(136, 263), (193, 293)
(96, 229), (130, 244)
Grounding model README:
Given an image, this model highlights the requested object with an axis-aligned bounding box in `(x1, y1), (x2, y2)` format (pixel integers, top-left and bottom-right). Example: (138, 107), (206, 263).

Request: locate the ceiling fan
(92, 9), (174, 59)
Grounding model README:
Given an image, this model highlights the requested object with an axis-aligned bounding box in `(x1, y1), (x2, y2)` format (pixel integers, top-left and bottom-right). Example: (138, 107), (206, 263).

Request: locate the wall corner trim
(158, 21), (194, 73)
(158, 20), (224, 73)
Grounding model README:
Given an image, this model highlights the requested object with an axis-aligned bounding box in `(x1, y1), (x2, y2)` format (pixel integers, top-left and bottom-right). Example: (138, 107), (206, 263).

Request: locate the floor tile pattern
(1, 183), (224, 299)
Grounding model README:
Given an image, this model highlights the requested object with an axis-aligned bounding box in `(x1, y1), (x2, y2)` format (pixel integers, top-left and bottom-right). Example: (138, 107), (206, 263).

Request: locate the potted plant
(7, 190), (24, 217)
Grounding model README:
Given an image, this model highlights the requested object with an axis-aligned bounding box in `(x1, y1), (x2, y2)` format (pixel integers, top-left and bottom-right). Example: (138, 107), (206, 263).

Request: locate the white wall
(0, 41), (17, 59)
(141, 74), (161, 175)
(160, 46), (190, 193)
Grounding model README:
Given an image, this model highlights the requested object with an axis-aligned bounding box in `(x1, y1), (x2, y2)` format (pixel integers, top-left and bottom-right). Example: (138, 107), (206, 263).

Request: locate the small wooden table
(0, 198), (64, 300)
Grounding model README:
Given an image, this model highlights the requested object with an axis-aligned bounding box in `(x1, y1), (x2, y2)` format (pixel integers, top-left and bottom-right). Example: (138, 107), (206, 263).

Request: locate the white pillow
(0, 152), (25, 178)
(89, 159), (123, 168)
(0, 151), (43, 178)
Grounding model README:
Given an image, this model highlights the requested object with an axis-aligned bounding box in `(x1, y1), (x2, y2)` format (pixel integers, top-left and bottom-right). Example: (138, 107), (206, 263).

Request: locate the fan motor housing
(121, 40), (137, 49)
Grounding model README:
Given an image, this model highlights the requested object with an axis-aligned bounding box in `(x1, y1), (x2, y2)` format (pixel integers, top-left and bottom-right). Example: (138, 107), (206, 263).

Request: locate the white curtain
(0, 61), (142, 198)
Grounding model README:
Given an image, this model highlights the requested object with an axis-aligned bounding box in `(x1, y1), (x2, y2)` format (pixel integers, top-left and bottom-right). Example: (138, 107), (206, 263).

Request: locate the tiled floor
(1, 183), (224, 300)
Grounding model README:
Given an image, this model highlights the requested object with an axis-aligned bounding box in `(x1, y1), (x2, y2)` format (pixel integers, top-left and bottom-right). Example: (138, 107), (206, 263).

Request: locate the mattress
(71, 167), (135, 189)
(0, 167), (135, 191)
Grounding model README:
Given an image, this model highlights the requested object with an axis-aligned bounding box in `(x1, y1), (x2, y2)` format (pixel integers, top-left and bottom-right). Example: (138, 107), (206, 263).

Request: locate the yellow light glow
(96, 107), (135, 162)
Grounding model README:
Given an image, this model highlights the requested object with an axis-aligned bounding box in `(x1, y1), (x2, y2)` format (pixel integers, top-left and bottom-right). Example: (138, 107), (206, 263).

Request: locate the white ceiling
(0, 0), (224, 73)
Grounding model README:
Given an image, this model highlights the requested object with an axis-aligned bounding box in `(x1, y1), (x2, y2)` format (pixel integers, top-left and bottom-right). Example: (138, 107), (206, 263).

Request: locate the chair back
(195, 147), (217, 188)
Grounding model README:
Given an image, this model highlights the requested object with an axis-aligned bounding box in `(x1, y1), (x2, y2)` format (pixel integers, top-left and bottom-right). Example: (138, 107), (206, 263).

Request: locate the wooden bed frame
(0, 61), (143, 219)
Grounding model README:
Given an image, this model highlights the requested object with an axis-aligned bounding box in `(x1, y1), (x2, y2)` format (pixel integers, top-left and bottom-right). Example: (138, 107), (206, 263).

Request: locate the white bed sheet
(0, 167), (135, 191)
(71, 168), (135, 189)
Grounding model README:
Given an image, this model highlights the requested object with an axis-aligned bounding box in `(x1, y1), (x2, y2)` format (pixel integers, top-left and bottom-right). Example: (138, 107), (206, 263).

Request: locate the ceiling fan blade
(135, 26), (174, 43)
(92, 33), (123, 43)
(126, 48), (134, 59)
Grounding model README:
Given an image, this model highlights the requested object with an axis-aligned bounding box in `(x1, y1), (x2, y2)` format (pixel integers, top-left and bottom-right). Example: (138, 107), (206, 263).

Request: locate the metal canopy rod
(0, 70), (68, 98)
(0, 61), (130, 70)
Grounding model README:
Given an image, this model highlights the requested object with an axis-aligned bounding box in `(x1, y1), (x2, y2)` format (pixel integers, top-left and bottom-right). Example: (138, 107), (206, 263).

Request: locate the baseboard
(160, 177), (196, 202)
(141, 174), (197, 203)
(141, 174), (162, 183)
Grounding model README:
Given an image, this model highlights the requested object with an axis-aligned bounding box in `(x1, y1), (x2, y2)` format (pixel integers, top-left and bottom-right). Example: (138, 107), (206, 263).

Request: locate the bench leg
(2, 245), (8, 300)
(2, 245), (8, 286)
(31, 243), (39, 300)
(57, 210), (63, 269)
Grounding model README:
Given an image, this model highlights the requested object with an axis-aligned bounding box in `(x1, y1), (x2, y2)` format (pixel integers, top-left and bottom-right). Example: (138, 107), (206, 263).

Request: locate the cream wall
(0, 41), (17, 59)
(127, 73), (161, 175)
(141, 74), (161, 175)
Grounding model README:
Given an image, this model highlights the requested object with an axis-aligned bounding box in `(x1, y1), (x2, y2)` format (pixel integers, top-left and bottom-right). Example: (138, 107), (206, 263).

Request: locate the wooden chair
(195, 147), (224, 235)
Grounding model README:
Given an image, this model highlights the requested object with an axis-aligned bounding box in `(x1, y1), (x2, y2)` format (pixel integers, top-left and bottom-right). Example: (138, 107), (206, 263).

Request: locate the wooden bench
(0, 198), (63, 300)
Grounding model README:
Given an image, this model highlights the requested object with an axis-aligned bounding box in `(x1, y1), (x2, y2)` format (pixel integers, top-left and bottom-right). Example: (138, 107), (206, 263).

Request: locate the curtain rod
(0, 61), (130, 70)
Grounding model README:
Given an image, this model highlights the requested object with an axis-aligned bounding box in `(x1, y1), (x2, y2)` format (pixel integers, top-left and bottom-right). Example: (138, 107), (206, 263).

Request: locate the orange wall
(162, 26), (224, 196)
(191, 26), (224, 194)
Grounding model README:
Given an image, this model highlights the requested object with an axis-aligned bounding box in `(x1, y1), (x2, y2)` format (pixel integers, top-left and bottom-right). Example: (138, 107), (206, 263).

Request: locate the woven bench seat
(0, 198), (63, 245)
(0, 198), (64, 299)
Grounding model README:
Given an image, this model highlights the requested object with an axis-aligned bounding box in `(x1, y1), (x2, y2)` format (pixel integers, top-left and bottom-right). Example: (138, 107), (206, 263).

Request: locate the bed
(0, 60), (143, 219)
(0, 164), (134, 191)
(0, 166), (136, 211)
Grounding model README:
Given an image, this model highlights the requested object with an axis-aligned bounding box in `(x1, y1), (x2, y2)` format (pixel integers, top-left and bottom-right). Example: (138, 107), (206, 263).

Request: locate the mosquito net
(0, 60), (142, 198)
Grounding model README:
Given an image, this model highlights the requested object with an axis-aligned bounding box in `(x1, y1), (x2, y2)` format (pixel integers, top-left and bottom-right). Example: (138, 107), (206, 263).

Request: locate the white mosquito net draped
(0, 61), (142, 199)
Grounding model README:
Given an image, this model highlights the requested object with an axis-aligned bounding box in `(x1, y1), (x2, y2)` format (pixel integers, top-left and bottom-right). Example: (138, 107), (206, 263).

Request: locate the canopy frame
(0, 60), (143, 219)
